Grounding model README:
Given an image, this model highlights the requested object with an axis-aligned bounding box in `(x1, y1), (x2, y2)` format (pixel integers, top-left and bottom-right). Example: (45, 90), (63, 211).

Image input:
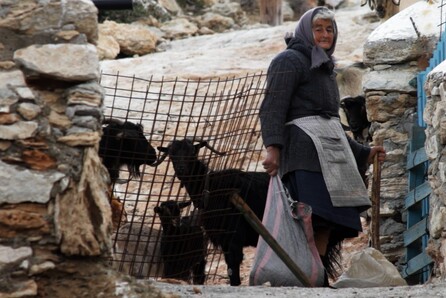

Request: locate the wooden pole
(371, 151), (382, 251)
(259, 0), (283, 26)
(230, 194), (312, 287)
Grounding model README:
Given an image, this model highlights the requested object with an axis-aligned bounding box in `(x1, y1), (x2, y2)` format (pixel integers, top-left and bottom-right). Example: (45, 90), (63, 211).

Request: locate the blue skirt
(282, 170), (362, 239)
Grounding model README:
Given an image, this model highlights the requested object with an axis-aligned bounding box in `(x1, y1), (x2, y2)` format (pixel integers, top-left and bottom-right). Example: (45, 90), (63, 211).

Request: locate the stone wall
(0, 1), (113, 296)
(362, 2), (439, 273)
(423, 62), (446, 280)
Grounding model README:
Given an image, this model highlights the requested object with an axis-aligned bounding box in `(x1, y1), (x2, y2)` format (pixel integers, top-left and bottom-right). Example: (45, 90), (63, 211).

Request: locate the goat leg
(192, 259), (207, 285)
(224, 246), (244, 286)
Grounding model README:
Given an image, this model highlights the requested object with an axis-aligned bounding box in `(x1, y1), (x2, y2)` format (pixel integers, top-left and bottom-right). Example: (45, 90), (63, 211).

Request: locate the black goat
(157, 139), (269, 286)
(154, 200), (207, 284)
(99, 118), (157, 184)
(340, 96), (372, 145)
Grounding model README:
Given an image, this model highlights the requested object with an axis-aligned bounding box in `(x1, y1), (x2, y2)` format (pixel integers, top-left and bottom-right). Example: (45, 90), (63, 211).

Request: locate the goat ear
(154, 206), (161, 214)
(157, 146), (168, 153)
(178, 201), (192, 209)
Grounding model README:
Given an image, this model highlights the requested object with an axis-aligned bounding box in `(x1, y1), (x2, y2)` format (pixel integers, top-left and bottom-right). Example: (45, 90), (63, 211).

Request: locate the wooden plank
(405, 181), (431, 209)
(230, 194), (313, 287)
(371, 151), (382, 251)
(401, 251), (433, 278)
(403, 217), (428, 247)
(406, 147), (428, 169)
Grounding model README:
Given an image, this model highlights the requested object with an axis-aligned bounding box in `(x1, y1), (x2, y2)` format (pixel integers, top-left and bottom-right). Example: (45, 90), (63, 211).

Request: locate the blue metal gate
(402, 17), (446, 284)
(402, 125), (432, 284)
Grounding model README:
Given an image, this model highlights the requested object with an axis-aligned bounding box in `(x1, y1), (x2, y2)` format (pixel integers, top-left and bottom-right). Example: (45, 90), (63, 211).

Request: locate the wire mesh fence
(99, 72), (268, 285)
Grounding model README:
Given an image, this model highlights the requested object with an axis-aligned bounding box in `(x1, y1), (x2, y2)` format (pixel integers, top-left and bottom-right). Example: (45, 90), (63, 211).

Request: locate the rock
(62, 0), (99, 44)
(57, 132), (101, 147)
(209, 1), (248, 26)
(99, 21), (158, 56)
(364, 67), (418, 93)
(21, 149), (58, 171)
(0, 246), (32, 273)
(0, 89), (18, 113)
(160, 18), (199, 39)
(15, 86), (35, 100)
(0, 0), (98, 60)
(17, 103), (42, 120)
(430, 206), (446, 239)
(0, 160), (64, 204)
(65, 82), (105, 107)
(0, 206), (50, 238)
(363, 2), (440, 64)
(55, 148), (112, 256)
(14, 44), (100, 82)
(0, 113), (20, 125)
(0, 70), (26, 88)
(96, 33), (120, 60)
(29, 261), (56, 275)
(0, 121), (39, 140)
(0, 279), (37, 298)
(49, 111), (72, 129)
(159, 0), (183, 15)
(113, 223), (164, 278)
(198, 12), (235, 33)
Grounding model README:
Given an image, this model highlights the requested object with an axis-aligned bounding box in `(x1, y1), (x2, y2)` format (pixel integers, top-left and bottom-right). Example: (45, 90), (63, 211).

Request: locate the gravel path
(150, 280), (446, 297)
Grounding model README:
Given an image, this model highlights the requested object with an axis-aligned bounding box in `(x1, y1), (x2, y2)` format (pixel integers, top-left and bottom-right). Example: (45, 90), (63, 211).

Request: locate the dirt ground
(31, 221), (370, 297)
(32, 256), (446, 298)
(35, 258), (444, 298)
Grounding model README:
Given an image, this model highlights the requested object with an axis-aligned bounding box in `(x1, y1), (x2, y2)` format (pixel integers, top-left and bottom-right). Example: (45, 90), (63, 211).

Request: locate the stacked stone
(0, 1), (112, 296)
(362, 4), (439, 270)
(423, 62), (446, 280)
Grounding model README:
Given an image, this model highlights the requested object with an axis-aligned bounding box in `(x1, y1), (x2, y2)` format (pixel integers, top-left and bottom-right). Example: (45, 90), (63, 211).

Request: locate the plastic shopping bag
(249, 176), (325, 287)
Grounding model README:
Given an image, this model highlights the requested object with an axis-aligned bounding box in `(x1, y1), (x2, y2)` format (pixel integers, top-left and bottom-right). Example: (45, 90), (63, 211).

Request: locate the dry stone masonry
(423, 61), (446, 280)
(0, 0), (114, 296)
(363, 1), (441, 277)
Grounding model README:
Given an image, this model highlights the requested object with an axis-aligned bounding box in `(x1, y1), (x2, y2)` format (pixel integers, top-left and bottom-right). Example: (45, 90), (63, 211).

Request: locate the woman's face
(312, 18), (334, 50)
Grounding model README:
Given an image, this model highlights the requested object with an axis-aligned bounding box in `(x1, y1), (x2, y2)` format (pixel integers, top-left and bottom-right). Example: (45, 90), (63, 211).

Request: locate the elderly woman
(259, 6), (386, 286)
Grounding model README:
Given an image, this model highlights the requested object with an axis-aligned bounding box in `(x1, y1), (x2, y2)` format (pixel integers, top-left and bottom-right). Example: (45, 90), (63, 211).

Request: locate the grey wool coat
(259, 37), (371, 177)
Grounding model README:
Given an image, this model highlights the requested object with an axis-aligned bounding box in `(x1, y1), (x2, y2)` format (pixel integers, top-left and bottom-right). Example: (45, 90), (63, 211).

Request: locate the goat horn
(187, 137), (227, 156)
(150, 150), (168, 167)
(203, 142), (226, 156)
(360, 0), (367, 6)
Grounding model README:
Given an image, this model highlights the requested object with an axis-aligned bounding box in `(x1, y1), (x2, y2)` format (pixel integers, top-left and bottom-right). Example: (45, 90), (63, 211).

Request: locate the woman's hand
(368, 145), (386, 164)
(263, 146), (280, 176)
